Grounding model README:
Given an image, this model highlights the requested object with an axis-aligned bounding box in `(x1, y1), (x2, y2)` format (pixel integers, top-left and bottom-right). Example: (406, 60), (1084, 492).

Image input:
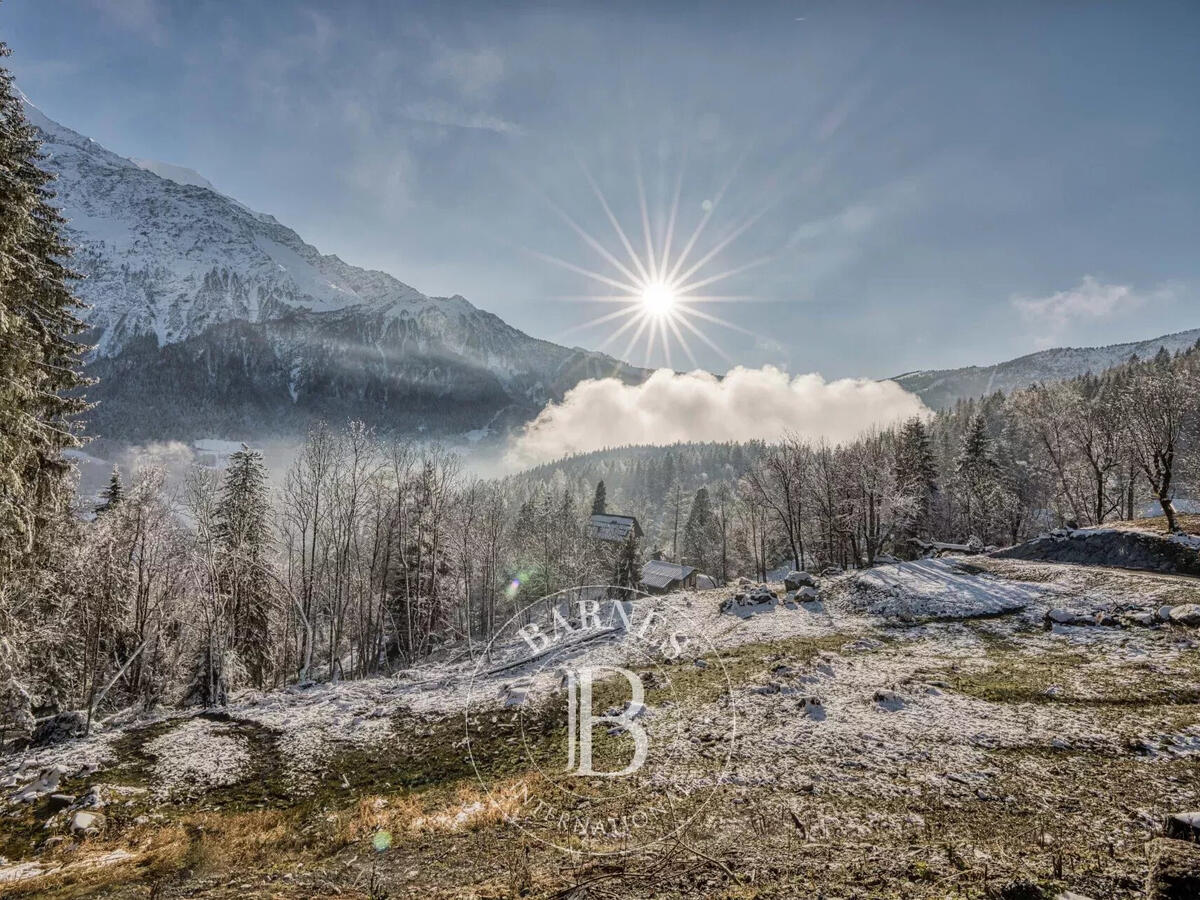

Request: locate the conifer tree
(612, 531), (642, 599)
(95, 466), (123, 515)
(591, 480), (607, 516)
(683, 486), (716, 572)
(0, 44), (87, 576)
(215, 448), (274, 687)
(955, 413), (998, 540)
(894, 417), (938, 542)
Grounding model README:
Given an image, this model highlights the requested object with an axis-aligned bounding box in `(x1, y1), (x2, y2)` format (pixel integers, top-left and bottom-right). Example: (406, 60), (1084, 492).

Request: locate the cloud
(1012, 276), (1172, 347)
(505, 366), (929, 468)
(401, 100), (523, 135)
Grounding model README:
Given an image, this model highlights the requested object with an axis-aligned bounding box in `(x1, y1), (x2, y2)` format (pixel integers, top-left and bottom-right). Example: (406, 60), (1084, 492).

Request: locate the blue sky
(6, 0), (1200, 377)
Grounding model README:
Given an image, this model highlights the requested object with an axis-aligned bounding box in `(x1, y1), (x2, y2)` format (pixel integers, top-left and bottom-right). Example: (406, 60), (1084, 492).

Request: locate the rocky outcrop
(993, 528), (1200, 576)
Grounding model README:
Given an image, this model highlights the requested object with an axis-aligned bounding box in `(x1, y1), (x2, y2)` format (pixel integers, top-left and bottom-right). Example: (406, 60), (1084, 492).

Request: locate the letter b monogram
(564, 666), (649, 777)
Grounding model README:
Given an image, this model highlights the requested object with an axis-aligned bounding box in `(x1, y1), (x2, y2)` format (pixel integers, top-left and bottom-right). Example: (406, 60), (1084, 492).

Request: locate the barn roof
(587, 513), (644, 541)
(640, 559), (696, 589)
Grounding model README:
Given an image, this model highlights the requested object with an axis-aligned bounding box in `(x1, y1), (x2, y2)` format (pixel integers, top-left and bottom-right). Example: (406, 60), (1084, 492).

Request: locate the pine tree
(95, 466), (123, 515)
(0, 44), (88, 576)
(591, 480), (607, 516)
(612, 531), (642, 599)
(955, 413), (999, 541)
(894, 417), (938, 543)
(215, 448), (274, 687)
(683, 486), (716, 572)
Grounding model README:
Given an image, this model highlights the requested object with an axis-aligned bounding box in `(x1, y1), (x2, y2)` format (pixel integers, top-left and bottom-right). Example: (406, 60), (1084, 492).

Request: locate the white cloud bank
(1012, 276), (1173, 347)
(505, 366), (930, 469)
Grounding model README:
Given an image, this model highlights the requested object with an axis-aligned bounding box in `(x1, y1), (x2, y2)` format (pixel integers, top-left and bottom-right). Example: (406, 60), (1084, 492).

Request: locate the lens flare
(533, 153), (772, 368)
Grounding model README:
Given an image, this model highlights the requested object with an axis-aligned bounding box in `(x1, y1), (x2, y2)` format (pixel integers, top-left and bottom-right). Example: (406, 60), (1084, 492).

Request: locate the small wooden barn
(639, 559), (697, 594)
(587, 513), (644, 543)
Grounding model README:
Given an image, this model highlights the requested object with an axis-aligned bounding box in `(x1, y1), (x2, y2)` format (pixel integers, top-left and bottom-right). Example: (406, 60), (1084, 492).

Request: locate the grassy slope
(3, 572), (1200, 898)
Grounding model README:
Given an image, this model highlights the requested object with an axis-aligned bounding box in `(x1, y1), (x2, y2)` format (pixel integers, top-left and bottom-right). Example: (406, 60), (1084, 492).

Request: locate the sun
(640, 281), (677, 318)
(530, 153), (770, 368)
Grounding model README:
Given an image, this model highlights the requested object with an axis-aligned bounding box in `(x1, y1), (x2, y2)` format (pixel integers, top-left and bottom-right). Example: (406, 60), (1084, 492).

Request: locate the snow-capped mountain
(25, 99), (648, 441)
(129, 158), (217, 191)
(891, 326), (1200, 409)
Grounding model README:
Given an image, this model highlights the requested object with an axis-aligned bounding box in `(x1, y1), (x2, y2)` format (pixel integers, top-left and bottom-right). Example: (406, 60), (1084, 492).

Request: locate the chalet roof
(640, 559), (696, 589)
(587, 513), (644, 541)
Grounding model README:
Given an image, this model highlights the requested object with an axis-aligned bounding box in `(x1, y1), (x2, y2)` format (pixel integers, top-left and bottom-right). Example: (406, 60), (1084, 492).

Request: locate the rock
(12, 765), (67, 803)
(1126, 611), (1158, 627)
(795, 586), (820, 602)
(873, 690), (906, 712)
(1164, 811), (1200, 842)
(1147, 837), (1200, 899)
(1168, 604), (1200, 627)
(799, 697), (826, 721)
(70, 810), (104, 833)
(31, 710), (87, 746)
(1158, 605), (1176, 622)
(82, 785), (103, 809)
(499, 677), (533, 707)
(820, 566), (843, 577)
(46, 793), (75, 813)
(640, 670), (669, 689)
(1044, 608), (1092, 629)
(784, 570), (817, 591)
(1095, 612), (1121, 627)
(720, 586), (778, 616)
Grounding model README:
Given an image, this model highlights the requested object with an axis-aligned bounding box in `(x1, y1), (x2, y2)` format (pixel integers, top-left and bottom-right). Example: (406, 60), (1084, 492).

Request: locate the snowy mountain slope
(129, 157), (217, 191)
(891, 327), (1200, 409)
(24, 99), (649, 440)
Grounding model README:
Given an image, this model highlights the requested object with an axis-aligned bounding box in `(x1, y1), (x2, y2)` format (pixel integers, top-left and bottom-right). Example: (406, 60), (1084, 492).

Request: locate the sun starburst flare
(534, 155), (772, 369)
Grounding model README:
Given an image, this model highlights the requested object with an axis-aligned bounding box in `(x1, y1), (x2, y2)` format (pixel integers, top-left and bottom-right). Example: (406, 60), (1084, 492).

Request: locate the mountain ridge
(23, 97), (650, 441)
(890, 326), (1200, 409)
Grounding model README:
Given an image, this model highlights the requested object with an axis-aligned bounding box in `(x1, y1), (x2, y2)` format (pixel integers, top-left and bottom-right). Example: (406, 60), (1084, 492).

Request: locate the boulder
(1164, 811), (1200, 843)
(720, 586), (778, 616)
(799, 697), (826, 721)
(12, 764), (67, 803)
(1158, 605), (1176, 622)
(499, 677), (533, 707)
(1044, 609), (1093, 629)
(1125, 611), (1158, 627)
(795, 586), (820, 603)
(1168, 604), (1200, 627)
(31, 710), (87, 746)
(1147, 838), (1200, 899)
(784, 570), (817, 591)
(872, 690), (906, 712)
(70, 810), (104, 834)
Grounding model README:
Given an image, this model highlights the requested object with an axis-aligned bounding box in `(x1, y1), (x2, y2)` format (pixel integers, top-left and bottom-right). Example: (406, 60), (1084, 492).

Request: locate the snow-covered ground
(4, 557), (1195, 805)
